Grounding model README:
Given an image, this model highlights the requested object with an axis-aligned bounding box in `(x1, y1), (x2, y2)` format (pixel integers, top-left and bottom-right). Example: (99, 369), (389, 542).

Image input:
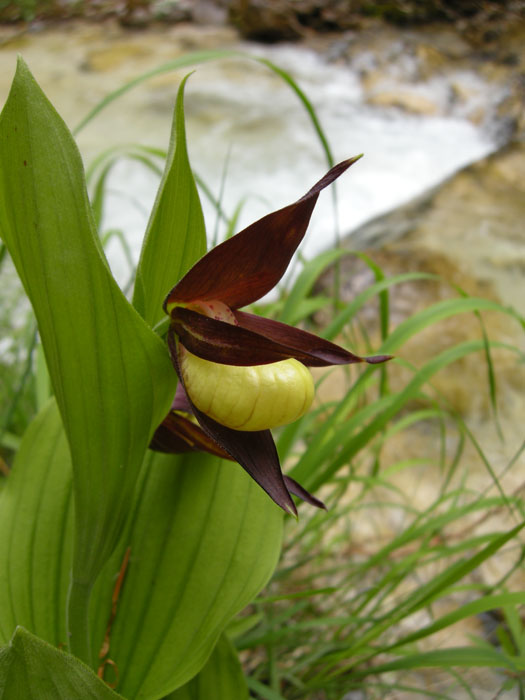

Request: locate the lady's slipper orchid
(151, 157), (391, 515)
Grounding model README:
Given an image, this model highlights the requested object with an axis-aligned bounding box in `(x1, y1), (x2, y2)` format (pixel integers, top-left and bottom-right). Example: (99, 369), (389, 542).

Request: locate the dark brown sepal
(235, 311), (384, 366)
(192, 407), (298, 516)
(150, 410), (232, 460)
(284, 475), (327, 510)
(170, 307), (377, 367)
(164, 157), (362, 311)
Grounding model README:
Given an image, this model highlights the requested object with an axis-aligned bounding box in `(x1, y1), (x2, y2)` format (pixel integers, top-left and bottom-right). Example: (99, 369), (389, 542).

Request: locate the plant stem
(67, 577), (94, 666)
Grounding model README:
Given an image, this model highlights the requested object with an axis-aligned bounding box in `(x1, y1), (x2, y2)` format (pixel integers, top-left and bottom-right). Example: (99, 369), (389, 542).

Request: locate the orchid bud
(180, 350), (314, 432)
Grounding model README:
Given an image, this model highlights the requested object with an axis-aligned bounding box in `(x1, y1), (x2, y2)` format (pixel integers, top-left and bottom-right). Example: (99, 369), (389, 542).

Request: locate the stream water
(0, 22), (504, 285)
(99, 43), (501, 284)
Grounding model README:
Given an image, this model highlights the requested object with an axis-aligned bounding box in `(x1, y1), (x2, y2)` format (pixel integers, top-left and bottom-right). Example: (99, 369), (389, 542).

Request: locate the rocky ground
(2, 0), (524, 32)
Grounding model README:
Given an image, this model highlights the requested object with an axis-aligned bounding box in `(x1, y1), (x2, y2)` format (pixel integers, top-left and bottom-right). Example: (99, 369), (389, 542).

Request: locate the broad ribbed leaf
(133, 75), (206, 327)
(0, 627), (124, 700)
(0, 399), (277, 699)
(0, 401), (282, 700)
(104, 450), (282, 699)
(166, 634), (249, 700)
(0, 59), (176, 594)
(0, 400), (73, 648)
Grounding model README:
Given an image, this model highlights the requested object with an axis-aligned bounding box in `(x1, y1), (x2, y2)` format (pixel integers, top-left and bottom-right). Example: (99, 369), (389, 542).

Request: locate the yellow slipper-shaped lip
(180, 350), (314, 432)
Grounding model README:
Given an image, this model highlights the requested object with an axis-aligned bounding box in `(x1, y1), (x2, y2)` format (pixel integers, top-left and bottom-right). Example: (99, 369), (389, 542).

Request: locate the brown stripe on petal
(170, 307), (387, 368)
(150, 420), (195, 454)
(171, 307), (319, 366)
(164, 157), (362, 311)
(234, 311), (370, 366)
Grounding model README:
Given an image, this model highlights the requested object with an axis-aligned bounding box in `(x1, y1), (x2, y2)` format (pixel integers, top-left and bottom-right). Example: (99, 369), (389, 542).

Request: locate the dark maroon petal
(283, 476), (326, 510)
(170, 306), (390, 367)
(150, 418), (194, 454)
(170, 306), (319, 365)
(171, 382), (193, 413)
(150, 409), (233, 460)
(164, 157), (361, 310)
(167, 329), (297, 515)
(235, 311), (392, 366)
(193, 408), (297, 516)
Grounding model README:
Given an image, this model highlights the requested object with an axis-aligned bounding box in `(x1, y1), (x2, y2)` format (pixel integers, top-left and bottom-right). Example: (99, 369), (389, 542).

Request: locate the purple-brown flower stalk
(151, 158), (391, 515)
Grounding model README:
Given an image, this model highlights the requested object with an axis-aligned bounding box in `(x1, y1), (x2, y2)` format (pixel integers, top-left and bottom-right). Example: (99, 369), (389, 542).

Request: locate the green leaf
(0, 627), (125, 700)
(0, 400), (72, 648)
(0, 58), (176, 659)
(0, 403), (282, 699)
(87, 145), (164, 231)
(247, 678), (287, 700)
(350, 646), (518, 677)
(384, 592), (525, 654)
(279, 248), (349, 326)
(166, 635), (249, 700)
(103, 451), (282, 699)
(133, 75), (206, 328)
(321, 271), (438, 341)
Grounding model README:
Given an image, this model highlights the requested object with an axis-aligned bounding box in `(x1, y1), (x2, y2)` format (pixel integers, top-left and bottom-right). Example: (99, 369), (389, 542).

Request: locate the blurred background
(2, 4), (525, 697)
(1, 0), (523, 289)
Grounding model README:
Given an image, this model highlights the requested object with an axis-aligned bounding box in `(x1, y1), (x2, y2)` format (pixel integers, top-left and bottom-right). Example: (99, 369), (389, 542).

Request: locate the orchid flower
(151, 158), (391, 515)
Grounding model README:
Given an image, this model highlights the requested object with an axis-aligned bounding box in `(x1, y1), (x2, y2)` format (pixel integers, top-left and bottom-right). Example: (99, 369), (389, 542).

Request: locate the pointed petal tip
(365, 354), (394, 365)
(286, 503), (299, 519)
(283, 475), (326, 510)
(165, 155), (364, 309)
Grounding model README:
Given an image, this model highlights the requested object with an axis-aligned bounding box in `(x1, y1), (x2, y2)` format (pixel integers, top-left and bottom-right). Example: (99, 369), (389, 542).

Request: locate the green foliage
(0, 58), (282, 697)
(0, 627), (124, 700)
(133, 74), (207, 329)
(0, 58), (177, 662)
(1, 49), (524, 700)
(237, 259), (525, 697)
(167, 635), (249, 700)
(0, 400), (72, 648)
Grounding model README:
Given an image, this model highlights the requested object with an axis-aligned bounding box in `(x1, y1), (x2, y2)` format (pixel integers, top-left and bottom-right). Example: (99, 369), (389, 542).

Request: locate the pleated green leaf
(0, 376), (280, 700)
(103, 451), (282, 700)
(133, 75), (206, 328)
(167, 635), (249, 700)
(0, 57), (176, 620)
(0, 400), (72, 648)
(0, 627), (125, 700)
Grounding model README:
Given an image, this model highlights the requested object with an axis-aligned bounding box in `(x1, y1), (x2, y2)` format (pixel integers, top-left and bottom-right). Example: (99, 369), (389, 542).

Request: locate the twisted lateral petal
(284, 476), (326, 510)
(167, 330), (297, 515)
(234, 311), (392, 366)
(164, 157), (361, 311)
(170, 307), (382, 367)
